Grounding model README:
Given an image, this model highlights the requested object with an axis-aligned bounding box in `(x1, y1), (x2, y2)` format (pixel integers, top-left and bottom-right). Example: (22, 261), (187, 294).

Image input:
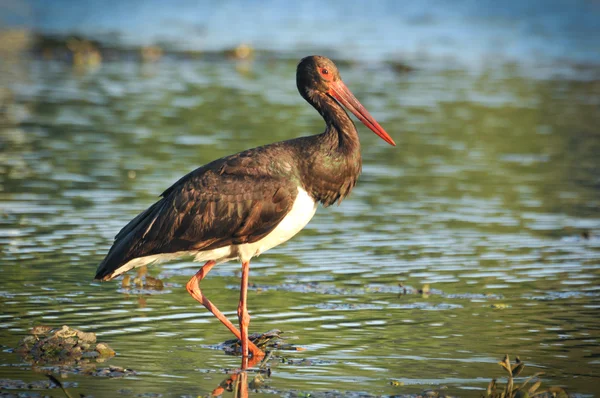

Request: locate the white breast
(235, 186), (317, 262)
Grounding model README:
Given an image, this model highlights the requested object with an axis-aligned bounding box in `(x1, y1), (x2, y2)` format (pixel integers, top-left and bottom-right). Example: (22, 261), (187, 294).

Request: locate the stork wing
(95, 165), (297, 280)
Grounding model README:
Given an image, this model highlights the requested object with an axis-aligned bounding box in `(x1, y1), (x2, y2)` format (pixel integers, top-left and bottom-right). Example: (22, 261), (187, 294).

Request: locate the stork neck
(307, 91), (360, 151)
(292, 90), (363, 207)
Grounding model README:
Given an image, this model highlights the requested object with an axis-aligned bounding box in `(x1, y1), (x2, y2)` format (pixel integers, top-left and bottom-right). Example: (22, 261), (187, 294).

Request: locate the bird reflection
(211, 354), (264, 397)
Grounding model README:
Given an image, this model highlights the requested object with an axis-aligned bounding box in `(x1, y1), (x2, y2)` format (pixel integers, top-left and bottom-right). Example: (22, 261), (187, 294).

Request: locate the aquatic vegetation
(485, 355), (568, 398)
(17, 325), (114, 366)
(213, 329), (303, 356)
(14, 325), (134, 379)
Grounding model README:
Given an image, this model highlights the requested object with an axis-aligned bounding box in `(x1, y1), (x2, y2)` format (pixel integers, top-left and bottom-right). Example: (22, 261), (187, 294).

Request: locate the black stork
(95, 55), (396, 359)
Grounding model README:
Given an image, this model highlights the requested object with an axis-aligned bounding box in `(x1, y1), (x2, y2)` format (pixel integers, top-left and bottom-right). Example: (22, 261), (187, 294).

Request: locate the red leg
(185, 260), (264, 358)
(238, 261), (251, 358)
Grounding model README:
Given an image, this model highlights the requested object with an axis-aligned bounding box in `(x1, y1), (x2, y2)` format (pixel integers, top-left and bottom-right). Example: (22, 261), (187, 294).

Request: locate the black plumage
(95, 148), (299, 280)
(95, 133), (357, 280)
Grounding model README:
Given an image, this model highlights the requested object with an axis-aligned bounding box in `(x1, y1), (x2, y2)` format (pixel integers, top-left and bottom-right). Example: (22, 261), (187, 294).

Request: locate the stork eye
(321, 68), (329, 75)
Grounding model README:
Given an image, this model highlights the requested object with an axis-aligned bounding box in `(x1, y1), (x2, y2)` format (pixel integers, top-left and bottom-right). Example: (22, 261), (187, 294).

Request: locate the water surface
(0, 55), (599, 396)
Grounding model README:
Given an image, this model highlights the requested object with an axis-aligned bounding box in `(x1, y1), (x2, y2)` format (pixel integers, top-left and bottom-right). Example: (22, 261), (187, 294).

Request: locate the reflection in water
(212, 355), (263, 398)
(0, 52), (599, 396)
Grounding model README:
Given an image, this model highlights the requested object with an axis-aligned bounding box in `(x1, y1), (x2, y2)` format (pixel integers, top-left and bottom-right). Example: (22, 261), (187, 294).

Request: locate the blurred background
(1, 1), (599, 397)
(2, 0), (600, 71)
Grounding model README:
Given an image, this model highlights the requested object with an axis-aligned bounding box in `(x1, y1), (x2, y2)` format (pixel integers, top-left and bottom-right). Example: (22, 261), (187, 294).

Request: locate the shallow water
(1, 56), (599, 397)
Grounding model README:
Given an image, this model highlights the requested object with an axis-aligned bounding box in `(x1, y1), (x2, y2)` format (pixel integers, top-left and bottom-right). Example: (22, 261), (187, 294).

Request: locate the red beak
(328, 80), (396, 146)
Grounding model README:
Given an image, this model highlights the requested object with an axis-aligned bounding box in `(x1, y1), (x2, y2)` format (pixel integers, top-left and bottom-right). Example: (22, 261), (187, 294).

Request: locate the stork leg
(238, 260), (251, 358)
(186, 260), (264, 358)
